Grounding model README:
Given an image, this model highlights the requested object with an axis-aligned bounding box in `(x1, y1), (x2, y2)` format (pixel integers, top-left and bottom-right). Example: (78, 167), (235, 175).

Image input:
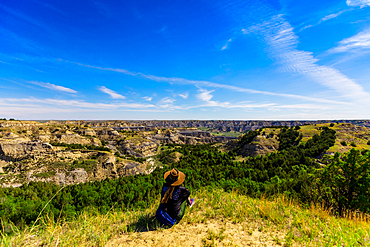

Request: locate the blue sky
(1, 0), (370, 120)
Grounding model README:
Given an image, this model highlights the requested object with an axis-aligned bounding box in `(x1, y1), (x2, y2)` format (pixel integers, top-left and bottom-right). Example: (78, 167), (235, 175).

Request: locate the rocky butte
(0, 120), (237, 187)
(1, 119), (369, 188)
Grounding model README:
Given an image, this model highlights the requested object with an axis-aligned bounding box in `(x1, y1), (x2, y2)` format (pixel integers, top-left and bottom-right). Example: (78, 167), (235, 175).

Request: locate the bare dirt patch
(107, 220), (286, 247)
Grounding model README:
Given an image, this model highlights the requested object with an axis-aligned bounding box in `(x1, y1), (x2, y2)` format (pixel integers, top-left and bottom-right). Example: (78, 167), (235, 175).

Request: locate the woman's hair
(161, 186), (175, 204)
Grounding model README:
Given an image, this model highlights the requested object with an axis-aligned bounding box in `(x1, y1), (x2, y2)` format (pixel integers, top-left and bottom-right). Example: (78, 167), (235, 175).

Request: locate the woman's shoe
(189, 198), (195, 208)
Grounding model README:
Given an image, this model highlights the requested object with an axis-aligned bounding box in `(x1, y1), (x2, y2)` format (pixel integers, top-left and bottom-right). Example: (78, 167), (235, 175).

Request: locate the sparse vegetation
(315, 149), (370, 215)
(50, 142), (111, 152)
(34, 171), (56, 178)
(71, 159), (97, 172)
(2, 187), (370, 246)
(1, 120), (370, 246)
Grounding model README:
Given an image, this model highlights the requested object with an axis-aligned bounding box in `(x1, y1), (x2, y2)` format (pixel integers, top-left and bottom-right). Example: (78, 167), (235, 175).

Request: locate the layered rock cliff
(0, 120), (235, 187)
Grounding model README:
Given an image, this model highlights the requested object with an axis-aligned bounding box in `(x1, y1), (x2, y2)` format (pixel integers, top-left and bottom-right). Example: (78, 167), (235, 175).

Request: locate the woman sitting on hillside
(155, 168), (195, 226)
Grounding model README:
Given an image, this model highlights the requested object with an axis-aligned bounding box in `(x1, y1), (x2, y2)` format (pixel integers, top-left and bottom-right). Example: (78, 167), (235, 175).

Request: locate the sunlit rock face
(1, 120), (368, 187)
(0, 120), (157, 187)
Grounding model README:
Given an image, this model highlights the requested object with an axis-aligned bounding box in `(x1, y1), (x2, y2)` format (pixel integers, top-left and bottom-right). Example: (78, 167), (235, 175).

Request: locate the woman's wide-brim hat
(164, 168), (185, 186)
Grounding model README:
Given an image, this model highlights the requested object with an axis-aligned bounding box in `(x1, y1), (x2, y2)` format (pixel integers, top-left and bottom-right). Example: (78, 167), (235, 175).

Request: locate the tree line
(1, 126), (369, 232)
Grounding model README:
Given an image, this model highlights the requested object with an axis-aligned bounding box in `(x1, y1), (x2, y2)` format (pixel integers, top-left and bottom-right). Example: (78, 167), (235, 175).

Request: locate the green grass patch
(210, 131), (243, 137)
(51, 142), (110, 152)
(50, 161), (69, 169)
(70, 159), (97, 172)
(2, 187), (370, 246)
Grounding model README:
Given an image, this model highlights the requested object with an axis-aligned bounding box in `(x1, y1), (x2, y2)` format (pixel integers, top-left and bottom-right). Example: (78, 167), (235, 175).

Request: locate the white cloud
(243, 14), (369, 100)
(143, 96), (152, 101)
(320, 10), (347, 22)
(195, 89), (277, 109)
(221, 38), (232, 50)
(158, 97), (180, 109)
(29, 80), (77, 93)
(346, 0), (370, 7)
(160, 97), (175, 104)
(270, 104), (332, 110)
(98, 86), (125, 99)
(0, 97), (186, 119)
(197, 89), (214, 102)
(330, 28), (370, 53)
(0, 97), (154, 109)
(300, 25), (313, 32)
(300, 9), (349, 32)
(178, 93), (189, 99)
(73, 62), (349, 105)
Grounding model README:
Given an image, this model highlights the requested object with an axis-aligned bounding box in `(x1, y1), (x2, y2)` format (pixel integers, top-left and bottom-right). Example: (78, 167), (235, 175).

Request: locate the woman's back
(161, 184), (190, 219)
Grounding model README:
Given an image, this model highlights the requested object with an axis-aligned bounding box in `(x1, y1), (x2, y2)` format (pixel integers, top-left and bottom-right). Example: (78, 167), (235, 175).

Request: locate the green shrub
(278, 128), (302, 151)
(50, 161), (69, 168)
(234, 130), (258, 152)
(34, 171), (56, 178)
(350, 142), (357, 147)
(340, 141), (347, 146)
(70, 160), (97, 172)
(315, 149), (370, 214)
(50, 142), (110, 152)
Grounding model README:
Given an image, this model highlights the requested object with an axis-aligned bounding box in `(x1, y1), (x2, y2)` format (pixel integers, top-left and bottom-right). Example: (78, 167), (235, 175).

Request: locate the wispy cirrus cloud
(0, 97), (158, 119)
(0, 26), (46, 52)
(143, 96), (152, 101)
(35, 0), (65, 15)
(320, 10), (348, 22)
(300, 9), (350, 31)
(72, 62), (349, 105)
(178, 92), (189, 99)
(243, 14), (369, 100)
(195, 90), (333, 110)
(195, 89), (275, 109)
(346, 0), (370, 7)
(330, 27), (370, 53)
(98, 86), (125, 99)
(0, 3), (54, 33)
(3, 78), (77, 93)
(195, 89), (339, 111)
(28, 80), (77, 93)
(158, 97), (179, 109)
(221, 39), (232, 50)
(0, 98), (154, 109)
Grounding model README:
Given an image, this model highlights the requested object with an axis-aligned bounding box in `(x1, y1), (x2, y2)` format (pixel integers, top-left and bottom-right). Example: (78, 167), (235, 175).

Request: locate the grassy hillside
(298, 123), (370, 153)
(232, 123), (370, 157)
(2, 124), (370, 246)
(2, 187), (369, 246)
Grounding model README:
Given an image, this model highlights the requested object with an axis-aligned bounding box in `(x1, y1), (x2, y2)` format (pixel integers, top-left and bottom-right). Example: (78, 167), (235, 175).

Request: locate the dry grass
(2, 188), (370, 246)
